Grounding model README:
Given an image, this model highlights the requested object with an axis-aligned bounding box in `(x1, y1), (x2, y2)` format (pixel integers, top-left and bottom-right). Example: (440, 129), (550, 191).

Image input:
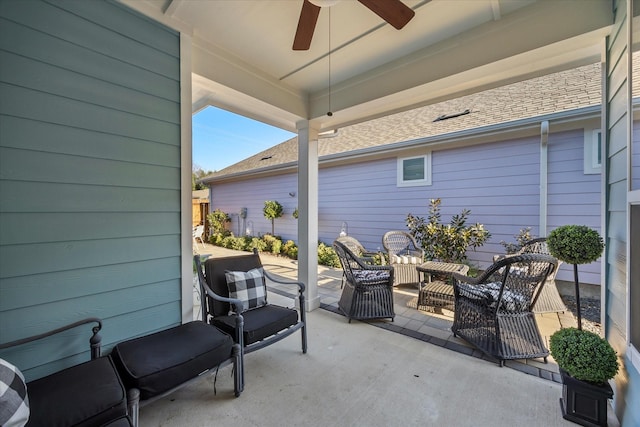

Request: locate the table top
(417, 261), (469, 275)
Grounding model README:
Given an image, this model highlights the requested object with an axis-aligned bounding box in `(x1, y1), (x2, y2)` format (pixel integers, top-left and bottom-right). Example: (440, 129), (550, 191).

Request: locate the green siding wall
(0, 0), (182, 380)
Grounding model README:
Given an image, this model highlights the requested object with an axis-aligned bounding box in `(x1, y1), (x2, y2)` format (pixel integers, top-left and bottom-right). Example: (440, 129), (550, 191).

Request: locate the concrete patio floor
(142, 243), (616, 426)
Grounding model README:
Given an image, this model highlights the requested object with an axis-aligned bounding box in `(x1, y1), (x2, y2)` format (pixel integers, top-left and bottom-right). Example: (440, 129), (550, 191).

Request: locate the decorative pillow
(0, 358), (29, 427)
(353, 269), (391, 282)
(457, 282), (527, 312)
(225, 268), (267, 313)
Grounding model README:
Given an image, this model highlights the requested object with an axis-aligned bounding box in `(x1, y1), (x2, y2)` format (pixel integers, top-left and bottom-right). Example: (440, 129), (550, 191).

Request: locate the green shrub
(207, 209), (231, 236)
(283, 240), (298, 259)
(208, 232), (225, 246)
(247, 237), (267, 252)
(500, 227), (536, 254)
(547, 225), (604, 265)
(549, 328), (619, 384)
(317, 242), (340, 268)
(406, 198), (491, 263)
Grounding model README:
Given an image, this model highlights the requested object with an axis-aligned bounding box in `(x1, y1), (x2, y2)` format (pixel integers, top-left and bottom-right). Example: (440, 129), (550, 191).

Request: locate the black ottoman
(111, 321), (237, 400)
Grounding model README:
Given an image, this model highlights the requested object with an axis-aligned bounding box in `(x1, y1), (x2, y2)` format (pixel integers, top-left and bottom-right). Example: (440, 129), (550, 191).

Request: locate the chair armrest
(194, 255), (244, 313)
(263, 269), (306, 293)
(0, 318), (103, 359)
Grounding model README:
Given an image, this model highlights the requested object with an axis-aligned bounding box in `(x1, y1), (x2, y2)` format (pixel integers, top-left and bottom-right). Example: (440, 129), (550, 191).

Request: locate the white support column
(297, 121), (321, 311)
(180, 33), (194, 323)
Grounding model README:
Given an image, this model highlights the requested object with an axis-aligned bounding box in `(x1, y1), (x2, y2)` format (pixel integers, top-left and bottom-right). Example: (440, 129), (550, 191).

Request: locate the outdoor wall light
(339, 221), (348, 237)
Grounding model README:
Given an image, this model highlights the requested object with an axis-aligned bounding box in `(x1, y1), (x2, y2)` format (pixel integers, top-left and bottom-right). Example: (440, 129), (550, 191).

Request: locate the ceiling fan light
(308, 0), (339, 7)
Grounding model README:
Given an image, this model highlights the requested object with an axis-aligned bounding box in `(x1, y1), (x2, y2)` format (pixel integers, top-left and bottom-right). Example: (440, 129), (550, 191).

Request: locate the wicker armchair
(494, 237), (567, 313)
(382, 231), (424, 287)
(336, 236), (379, 288)
(333, 240), (395, 323)
(451, 253), (558, 366)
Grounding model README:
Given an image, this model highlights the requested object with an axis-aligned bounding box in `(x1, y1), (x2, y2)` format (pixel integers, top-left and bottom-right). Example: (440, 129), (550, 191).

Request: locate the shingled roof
(204, 59), (637, 181)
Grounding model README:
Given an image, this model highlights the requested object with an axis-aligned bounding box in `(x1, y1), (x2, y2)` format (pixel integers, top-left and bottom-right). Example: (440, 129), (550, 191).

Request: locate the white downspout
(540, 121), (549, 236)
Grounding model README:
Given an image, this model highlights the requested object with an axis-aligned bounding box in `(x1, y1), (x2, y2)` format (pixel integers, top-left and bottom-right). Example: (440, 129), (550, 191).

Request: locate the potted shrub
(550, 327), (619, 427)
(547, 225), (604, 330)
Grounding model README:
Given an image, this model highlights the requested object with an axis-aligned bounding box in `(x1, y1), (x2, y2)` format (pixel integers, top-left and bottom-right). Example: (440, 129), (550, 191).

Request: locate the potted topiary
(550, 327), (619, 427)
(547, 225), (604, 330)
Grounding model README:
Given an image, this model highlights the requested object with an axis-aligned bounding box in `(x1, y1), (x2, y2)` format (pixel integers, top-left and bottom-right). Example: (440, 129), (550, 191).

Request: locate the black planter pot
(559, 368), (614, 427)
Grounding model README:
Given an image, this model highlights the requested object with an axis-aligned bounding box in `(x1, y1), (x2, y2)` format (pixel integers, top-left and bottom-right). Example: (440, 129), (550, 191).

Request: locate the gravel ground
(562, 296), (601, 335)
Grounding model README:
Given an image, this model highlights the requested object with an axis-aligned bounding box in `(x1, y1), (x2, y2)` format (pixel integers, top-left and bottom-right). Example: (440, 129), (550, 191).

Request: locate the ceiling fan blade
(358, 0), (415, 30)
(293, 0), (321, 50)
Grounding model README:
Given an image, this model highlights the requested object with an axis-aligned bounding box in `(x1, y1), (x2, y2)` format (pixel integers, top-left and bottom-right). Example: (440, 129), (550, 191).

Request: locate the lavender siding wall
(210, 127), (602, 284)
(547, 129), (602, 284)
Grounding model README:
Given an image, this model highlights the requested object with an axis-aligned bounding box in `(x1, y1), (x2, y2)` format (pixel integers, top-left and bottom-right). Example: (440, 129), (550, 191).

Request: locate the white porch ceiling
(120, 0), (613, 133)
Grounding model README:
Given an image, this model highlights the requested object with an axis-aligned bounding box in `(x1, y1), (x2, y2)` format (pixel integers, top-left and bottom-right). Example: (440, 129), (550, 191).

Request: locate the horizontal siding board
(1, 84), (180, 145)
(0, 18), (179, 101)
(0, 181), (179, 213)
(0, 279), (180, 342)
(0, 212), (179, 245)
(1, 116), (180, 167)
(0, 258), (181, 311)
(0, 0), (179, 79)
(0, 147), (179, 189)
(53, 0), (180, 57)
(0, 235), (180, 278)
(0, 51), (179, 123)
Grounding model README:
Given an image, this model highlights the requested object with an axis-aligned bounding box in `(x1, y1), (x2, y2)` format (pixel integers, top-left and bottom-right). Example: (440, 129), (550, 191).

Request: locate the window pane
(403, 158), (424, 181)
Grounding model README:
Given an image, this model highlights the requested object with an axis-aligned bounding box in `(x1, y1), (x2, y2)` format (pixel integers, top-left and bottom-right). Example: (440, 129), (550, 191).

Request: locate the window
(397, 154), (432, 187)
(584, 129), (602, 174)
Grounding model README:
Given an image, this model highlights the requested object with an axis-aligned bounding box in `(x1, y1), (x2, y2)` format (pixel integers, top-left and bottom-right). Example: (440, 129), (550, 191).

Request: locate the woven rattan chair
(382, 231), (424, 287)
(333, 240), (395, 323)
(336, 236), (379, 288)
(494, 237), (567, 313)
(451, 253), (558, 366)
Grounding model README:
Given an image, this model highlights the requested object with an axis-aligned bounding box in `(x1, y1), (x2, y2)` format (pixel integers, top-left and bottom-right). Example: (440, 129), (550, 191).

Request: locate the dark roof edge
(204, 104), (604, 184)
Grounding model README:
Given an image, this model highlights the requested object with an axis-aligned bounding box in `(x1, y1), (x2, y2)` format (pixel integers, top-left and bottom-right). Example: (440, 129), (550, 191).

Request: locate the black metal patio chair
(451, 253), (558, 366)
(194, 250), (307, 387)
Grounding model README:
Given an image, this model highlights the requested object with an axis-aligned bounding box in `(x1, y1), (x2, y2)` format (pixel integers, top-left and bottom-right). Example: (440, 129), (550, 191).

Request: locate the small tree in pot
(550, 327), (619, 426)
(263, 200), (283, 235)
(546, 225), (604, 330)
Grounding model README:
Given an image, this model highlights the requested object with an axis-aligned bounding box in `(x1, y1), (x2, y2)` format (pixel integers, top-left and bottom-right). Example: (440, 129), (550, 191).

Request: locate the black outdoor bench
(0, 318), (131, 427)
(1, 318), (242, 427)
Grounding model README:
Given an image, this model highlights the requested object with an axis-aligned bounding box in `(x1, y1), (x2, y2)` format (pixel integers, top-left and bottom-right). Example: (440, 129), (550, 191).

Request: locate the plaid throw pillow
(225, 267), (268, 313)
(0, 358), (29, 427)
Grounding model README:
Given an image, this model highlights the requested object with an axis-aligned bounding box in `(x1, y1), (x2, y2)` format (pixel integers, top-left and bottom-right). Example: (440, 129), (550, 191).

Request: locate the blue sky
(192, 106), (295, 173)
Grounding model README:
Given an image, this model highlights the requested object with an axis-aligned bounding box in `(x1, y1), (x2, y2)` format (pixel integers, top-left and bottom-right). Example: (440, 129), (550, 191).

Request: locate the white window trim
(397, 153), (432, 187)
(584, 128), (602, 174)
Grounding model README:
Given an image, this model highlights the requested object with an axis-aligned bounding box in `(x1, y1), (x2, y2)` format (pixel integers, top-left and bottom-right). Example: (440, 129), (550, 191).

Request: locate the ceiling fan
(293, 0), (416, 51)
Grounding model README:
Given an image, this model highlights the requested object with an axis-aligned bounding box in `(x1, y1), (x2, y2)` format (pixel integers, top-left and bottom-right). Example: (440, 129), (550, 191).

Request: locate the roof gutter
(540, 120), (549, 236)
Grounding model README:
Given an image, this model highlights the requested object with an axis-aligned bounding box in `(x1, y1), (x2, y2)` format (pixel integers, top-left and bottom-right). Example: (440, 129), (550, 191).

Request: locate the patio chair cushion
(0, 358), (29, 427)
(458, 282), (528, 312)
(26, 356), (127, 427)
(212, 305), (299, 346)
(111, 321), (234, 400)
(225, 268), (267, 313)
(390, 255), (420, 264)
(353, 269), (391, 282)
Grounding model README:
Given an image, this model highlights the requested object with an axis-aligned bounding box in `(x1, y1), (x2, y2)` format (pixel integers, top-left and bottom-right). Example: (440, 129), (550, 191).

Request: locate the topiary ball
(549, 327), (619, 384)
(547, 225), (604, 265)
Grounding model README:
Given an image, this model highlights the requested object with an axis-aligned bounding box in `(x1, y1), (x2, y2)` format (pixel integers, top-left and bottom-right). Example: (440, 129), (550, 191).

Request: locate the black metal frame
(194, 250), (307, 390)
